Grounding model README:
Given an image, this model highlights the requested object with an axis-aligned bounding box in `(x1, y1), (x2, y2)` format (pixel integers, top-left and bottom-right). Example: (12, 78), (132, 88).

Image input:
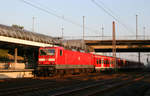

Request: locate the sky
(0, 0), (150, 64)
(0, 0), (150, 37)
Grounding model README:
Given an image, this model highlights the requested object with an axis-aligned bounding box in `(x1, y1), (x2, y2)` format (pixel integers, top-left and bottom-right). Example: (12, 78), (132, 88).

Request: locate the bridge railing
(63, 35), (150, 40)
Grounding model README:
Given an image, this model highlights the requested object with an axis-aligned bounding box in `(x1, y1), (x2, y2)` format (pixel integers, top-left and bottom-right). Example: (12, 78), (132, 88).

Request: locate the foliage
(12, 24), (24, 30)
(0, 49), (8, 58)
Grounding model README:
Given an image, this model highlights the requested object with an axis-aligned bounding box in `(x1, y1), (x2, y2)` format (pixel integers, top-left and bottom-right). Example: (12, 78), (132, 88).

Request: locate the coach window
(104, 60), (106, 64)
(105, 60), (107, 64)
(99, 59), (101, 64)
(60, 50), (63, 56)
(106, 60), (108, 64)
(107, 60), (109, 65)
(110, 60), (111, 66)
(97, 59), (99, 64)
(116, 60), (119, 65)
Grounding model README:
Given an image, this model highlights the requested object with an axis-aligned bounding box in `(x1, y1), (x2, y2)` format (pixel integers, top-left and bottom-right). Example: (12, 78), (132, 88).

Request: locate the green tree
(12, 24), (24, 30)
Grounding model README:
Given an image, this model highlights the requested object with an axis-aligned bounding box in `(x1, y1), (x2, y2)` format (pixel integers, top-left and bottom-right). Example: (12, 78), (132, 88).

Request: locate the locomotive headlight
(39, 58), (45, 61)
(48, 58), (55, 61)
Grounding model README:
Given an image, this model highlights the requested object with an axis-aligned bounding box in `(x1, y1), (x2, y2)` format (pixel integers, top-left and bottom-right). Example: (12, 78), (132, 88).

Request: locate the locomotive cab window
(60, 50), (63, 56)
(40, 49), (55, 56)
(47, 49), (55, 55)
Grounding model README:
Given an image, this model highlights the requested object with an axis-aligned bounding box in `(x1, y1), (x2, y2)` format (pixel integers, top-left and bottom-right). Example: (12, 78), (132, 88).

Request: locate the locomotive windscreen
(40, 49), (55, 56)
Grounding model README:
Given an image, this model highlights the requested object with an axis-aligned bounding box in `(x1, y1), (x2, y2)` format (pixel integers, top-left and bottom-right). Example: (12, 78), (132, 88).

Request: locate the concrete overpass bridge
(63, 35), (150, 53)
(85, 40), (150, 52)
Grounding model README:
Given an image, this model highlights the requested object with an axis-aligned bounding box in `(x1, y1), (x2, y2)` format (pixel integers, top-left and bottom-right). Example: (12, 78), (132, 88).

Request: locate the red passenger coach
(93, 54), (114, 71)
(38, 47), (94, 75)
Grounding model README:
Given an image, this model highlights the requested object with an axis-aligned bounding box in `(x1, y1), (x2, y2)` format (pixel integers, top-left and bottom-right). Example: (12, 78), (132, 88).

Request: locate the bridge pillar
(138, 52), (141, 63)
(13, 48), (18, 69)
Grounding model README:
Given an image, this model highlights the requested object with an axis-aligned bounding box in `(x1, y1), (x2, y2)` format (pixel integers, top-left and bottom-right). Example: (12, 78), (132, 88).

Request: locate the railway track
(34, 74), (147, 96)
(0, 72), (149, 96)
(0, 73), (110, 96)
(47, 73), (147, 96)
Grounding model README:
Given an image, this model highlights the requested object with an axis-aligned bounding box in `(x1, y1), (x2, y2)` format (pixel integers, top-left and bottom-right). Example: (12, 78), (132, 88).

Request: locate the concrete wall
(0, 71), (33, 79)
(0, 63), (9, 69)
(0, 63), (25, 69)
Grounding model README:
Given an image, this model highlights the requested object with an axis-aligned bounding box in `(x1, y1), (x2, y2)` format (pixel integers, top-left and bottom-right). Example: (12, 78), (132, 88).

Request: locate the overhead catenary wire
(27, 0), (59, 13)
(97, 0), (121, 20)
(20, 0), (100, 36)
(92, 0), (135, 35)
(21, 0), (81, 27)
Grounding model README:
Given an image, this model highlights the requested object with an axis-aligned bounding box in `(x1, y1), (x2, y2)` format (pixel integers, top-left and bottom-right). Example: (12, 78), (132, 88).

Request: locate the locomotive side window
(60, 50), (63, 56)
(40, 49), (47, 56)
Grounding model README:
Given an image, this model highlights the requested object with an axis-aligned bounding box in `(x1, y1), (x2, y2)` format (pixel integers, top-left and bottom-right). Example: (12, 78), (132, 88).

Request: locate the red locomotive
(37, 46), (144, 76)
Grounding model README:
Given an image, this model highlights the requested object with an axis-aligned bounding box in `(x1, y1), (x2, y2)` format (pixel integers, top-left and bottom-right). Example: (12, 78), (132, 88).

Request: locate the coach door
(94, 56), (102, 69)
(97, 57), (102, 68)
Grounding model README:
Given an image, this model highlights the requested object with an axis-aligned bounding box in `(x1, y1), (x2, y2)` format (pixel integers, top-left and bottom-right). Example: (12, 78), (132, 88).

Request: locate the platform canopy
(0, 24), (60, 47)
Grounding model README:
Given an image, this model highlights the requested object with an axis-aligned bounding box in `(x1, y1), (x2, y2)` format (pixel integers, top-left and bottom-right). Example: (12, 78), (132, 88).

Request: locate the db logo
(78, 57), (80, 60)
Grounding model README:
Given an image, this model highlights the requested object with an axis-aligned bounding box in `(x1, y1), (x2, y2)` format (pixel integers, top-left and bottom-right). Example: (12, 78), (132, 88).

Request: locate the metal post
(143, 26), (145, 40)
(136, 15), (138, 40)
(32, 16), (35, 32)
(61, 25), (64, 39)
(112, 21), (117, 70)
(14, 48), (18, 69)
(82, 16), (85, 49)
(101, 25), (104, 40)
(138, 52), (141, 63)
